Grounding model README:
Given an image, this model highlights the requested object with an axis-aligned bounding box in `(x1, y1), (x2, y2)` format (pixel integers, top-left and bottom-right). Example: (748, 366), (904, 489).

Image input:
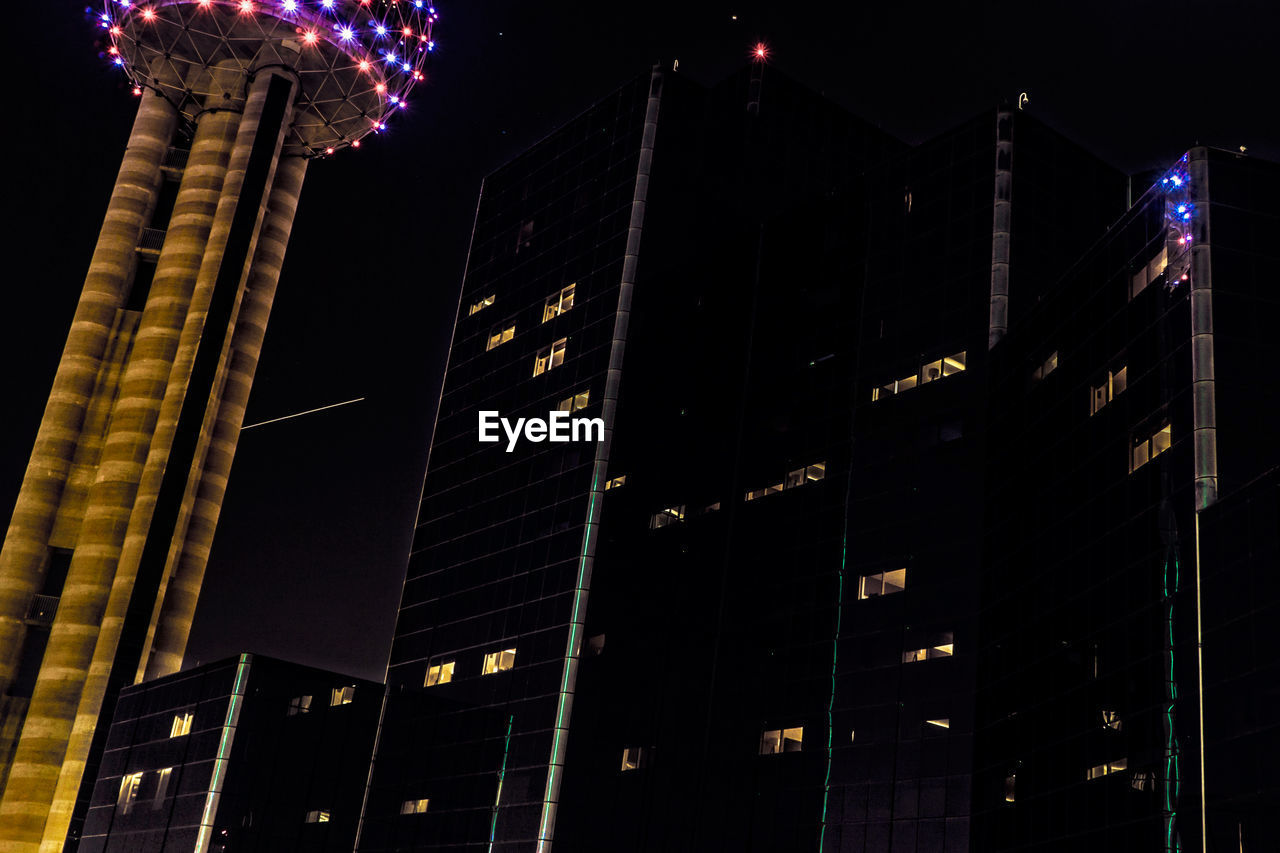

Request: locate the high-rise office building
(0, 3), (436, 849)
(359, 62), (1139, 852)
(973, 148), (1280, 852)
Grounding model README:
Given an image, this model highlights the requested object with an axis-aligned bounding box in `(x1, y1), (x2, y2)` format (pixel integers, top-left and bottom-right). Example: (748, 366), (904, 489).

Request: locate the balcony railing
(137, 227), (166, 255)
(25, 594), (58, 627)
(160, 146), (189, 173)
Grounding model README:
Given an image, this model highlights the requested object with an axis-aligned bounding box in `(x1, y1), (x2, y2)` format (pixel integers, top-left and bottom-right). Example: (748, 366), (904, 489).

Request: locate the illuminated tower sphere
(0, 2), (435, 849)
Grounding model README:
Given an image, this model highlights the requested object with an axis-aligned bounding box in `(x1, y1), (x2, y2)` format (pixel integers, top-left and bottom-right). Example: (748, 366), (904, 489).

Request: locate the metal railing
(25, 594), (59, 626)
(137, 227), (167, 255)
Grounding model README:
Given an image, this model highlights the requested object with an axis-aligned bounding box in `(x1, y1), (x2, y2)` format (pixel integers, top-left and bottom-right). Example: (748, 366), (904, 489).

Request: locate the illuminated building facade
(0, 3), (435, 849)
(973, 148), (1280, 852)
(359, 63), (1139, 852)
(78, 654), (380, 853)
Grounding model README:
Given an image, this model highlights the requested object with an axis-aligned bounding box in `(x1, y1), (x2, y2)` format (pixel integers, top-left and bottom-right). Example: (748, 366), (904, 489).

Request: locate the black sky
(4, 1), (1277, 682)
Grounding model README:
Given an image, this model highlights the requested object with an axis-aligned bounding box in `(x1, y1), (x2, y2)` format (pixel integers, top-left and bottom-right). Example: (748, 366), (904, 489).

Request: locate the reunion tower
(0, 2), (435, 848)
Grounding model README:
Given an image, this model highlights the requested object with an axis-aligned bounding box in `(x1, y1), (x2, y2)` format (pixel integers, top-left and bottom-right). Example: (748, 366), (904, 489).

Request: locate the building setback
(78, 654), (380, 853)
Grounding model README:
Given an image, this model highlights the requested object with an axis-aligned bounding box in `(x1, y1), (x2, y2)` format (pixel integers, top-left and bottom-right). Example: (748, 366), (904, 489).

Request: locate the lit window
(486, 323), (515, 351)
(1031, 351), (1059, 382)
(649, 506), (685, 529)
(533, 338), (567, 376)
(759, 726), (804, 754)
(1085, 758), (1127, 780)
(620, 746), (647, 772)
(153, 768), (172, 810)
(604, 474), (627, 491)
(1129, 423), (1172, 473)
(330, 685), (356, 706)
(557, 390), (590, 413)
(858, 568), (907, 599)
(305, 809), (331, 823)
(425, 660), (455, 687)
(874, 352), (965, 400)
(1004, 773), (1016, 803)
(482, 648), (516, 675)
(1130, 246), (1167, 299)
(924, 718), (950, 730)
(1101, 709), (1122, 731)
(400, 798), (429, 815)
(745, 462), (824, 501)
(169, 712), (193, 738)
(586, 634), (606, 655)
(468, 294), (495, 316)
(904, 633), (954, 663)
(118, 772), (143, 815)
(1130, 771), (1152, 791)
(1090, 366), (1127, 415)
(542, 283), (576, 322)
(287, 695), (312, 716)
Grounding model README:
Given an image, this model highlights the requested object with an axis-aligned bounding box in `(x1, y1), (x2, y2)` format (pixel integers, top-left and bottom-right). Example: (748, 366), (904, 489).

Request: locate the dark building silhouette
(973, 148), (1280, 853)
(79, 654), (380, 853)
(358, 62), (1276, 853)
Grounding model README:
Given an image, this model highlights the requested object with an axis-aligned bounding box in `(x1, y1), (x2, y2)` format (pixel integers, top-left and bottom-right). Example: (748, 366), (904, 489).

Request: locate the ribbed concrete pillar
(0, 93), (176, 697)
(26, 69), (299, 853)
(143, 153), (309, 680)
(0, 102), (244, 852)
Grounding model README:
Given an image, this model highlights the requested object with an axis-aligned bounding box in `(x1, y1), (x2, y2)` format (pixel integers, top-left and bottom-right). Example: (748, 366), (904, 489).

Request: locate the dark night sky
(4, 2), (1276, 682)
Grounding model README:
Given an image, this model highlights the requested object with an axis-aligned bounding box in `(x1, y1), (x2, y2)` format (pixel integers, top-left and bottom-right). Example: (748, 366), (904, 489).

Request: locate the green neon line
(818, 530), (847, 853)
(1162, 554), (1181, 852)
(538, 477), (601, 851)
(195, 653), (251, 853)
(489, 714), (515, 851)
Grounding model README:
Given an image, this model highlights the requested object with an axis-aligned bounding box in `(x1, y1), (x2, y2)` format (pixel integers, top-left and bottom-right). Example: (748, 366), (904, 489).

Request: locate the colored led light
(302, 30), (318, 44)
(339, 26), (354, 40)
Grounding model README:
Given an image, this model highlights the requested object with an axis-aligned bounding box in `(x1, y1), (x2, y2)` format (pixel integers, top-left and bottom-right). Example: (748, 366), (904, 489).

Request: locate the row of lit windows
(285, 686), (356, 717)
(903, 633), (954, 663)
(1090, 366), (1127, 415)
(117, 768), (171, 815)
(603, 474), (627, 491)
(1030, 351), (1058, 383)
(1129, 423), (1171, 473)
(744, 461), (826, 501)
(858, 568), (906, 599)
(1130, 245), (1167, 300)
(425, 648), (516, 687)
(470, 283), (576, 321)
(871, 352), (966, 401)
(647, 462), (825, 529)
(557, 390), (590, 413)
(617, 718), (954, 774)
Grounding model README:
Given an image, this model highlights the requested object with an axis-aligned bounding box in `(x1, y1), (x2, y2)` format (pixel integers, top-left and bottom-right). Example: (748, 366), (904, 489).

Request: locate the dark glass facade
(78, 654), (379, 853)
(362, 60), (1275, 853)
(973, 148), (1280, 852)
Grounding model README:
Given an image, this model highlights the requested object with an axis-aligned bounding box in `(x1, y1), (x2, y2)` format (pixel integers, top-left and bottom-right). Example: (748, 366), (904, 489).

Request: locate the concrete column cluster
(0, 66), (308, 852)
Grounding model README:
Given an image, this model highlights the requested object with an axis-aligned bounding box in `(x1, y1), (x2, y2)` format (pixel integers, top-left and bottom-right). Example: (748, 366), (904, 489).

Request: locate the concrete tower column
(143, 153), (309, 680)
(0, 67), (300, 851)
(0, 93), (177, 695)
(0, 102), (244, 851)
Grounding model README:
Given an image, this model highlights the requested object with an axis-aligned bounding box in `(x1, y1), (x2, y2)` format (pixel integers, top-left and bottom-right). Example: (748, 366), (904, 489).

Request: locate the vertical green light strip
(818, 529), (847, 853)
(194, 653), (251, 853)
(488, 714), (515, 851)
(1163, 555), (1181, 852)
(535, 67), (663, 853)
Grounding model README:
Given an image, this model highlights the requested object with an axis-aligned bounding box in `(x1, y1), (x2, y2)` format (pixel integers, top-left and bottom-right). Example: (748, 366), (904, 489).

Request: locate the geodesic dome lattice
(100, 0), (438, 156)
